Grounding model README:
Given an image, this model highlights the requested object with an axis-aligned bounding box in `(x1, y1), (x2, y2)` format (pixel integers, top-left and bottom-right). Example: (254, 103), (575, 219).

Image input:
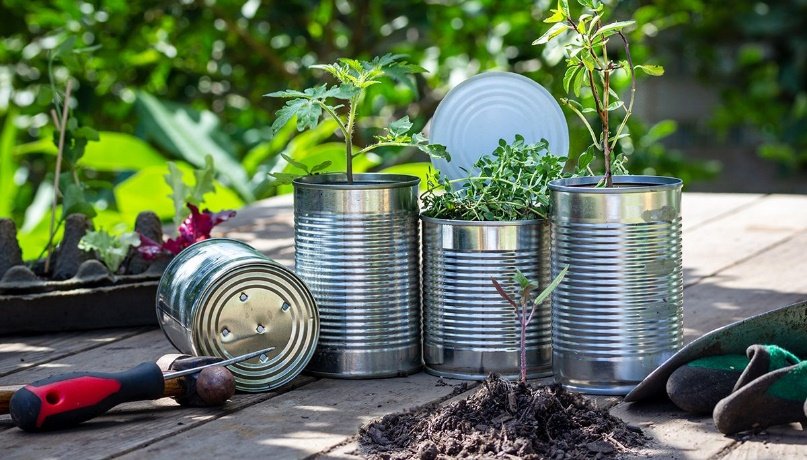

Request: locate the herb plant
(492, 266), (569, 384)
(534, 0), (664, 187)
(264, 54), (447, 184)
(78, 230), (140, 273)
(421, 135), (566, 221)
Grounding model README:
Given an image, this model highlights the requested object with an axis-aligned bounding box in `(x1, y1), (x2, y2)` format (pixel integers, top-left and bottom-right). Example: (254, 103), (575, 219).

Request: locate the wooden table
(1, 192), (806, 459)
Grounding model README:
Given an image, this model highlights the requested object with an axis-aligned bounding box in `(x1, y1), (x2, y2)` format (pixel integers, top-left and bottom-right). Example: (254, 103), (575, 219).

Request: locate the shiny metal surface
(422, 217), (551, 380)
(549, 175), (683, 395)
(157, 238), (319, 392)
(294, 173), (421, 378)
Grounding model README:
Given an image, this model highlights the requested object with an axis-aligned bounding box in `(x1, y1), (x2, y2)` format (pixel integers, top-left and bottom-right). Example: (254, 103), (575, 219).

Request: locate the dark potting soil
(359, 375), (646, 460)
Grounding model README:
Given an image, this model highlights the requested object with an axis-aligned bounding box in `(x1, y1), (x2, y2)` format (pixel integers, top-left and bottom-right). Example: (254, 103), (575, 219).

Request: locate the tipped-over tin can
(156, 238), (319, 392)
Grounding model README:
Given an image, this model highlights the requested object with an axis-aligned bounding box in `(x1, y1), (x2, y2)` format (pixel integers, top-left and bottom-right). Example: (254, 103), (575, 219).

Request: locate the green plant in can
(534, 0), (665, 187)
(421, 135), (570, 221)
(264, 54), (448, 184)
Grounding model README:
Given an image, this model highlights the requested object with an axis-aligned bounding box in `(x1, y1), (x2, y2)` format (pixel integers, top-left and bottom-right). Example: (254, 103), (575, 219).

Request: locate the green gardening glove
(714, 347), (807, 434)
(666, 344), (799, 414)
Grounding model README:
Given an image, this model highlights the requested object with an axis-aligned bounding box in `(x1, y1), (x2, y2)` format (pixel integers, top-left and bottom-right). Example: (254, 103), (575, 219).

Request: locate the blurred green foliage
(1, 0), (802, 258)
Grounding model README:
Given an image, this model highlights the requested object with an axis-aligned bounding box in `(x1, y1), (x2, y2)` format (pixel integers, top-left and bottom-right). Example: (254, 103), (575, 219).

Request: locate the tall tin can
(422, 217), (552, 380)
(549, 175), (683, 395)
(294, 173), (421, 378)
(156, 238), (319, 392)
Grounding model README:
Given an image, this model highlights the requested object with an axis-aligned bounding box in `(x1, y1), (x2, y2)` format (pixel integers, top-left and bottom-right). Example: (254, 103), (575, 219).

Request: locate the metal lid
(191, 261), (319, 392)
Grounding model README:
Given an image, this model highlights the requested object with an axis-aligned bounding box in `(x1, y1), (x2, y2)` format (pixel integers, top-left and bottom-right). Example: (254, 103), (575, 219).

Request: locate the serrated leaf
(388, 116), (414, 137)
(271, 98), (323, 136)
(268, 172), (301, 186)
(533, 23), (570, 45)
(79, 230), (139, 272)
(263, 89), (310, 99)
(165, 161), (188, 228)
(635, 64), (665, 76)
(592, 20), (636, 39)
(188, 155), (216, 205)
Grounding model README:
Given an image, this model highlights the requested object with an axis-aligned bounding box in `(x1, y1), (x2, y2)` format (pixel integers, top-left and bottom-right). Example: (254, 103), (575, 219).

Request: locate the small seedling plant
(492, 266), (569, 383)
(534, 0), (664, 187)
(421, 135), (569, 221)
(265, 54), (447, 184)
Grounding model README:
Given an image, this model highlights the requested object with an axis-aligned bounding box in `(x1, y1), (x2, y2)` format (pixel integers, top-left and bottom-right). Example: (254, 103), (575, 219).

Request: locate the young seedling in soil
(492, 266), (569, 383)
(534, 0), (664, 186)
(265, 54), (447, 184)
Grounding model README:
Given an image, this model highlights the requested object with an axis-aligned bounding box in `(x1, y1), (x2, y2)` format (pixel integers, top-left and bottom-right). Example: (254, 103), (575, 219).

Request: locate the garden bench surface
(1, 192), (806, 459)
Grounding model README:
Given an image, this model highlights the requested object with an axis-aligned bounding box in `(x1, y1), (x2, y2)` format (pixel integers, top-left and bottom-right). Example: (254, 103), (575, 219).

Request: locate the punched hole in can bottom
(256, 324), (266, 334)
(281, 301), (291, 312)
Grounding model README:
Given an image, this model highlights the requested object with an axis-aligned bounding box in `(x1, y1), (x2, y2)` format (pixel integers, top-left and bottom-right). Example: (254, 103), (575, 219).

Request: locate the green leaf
(388, 116), (414, 137)
(78, 230), (140, 272)
(73, 126), (100, 141)
(0, 109), (18, 217)
(164, 162), (188, 228)
(413, 133), (450, 160)
(634, 64), (665, 76)
(135, 91), (254, 201)
(513, 270), (537, 291)
(563, 65), (582, 95)
(533, 265), (569, 306)
(272, 98), (323, 135)
(577, 147), (595, 170)
(188, 155), (217, 205)
(79, 132), (166, 171)
(309, 160), (332, 173)
(280, 152), (311, 173)
(61, 182), (96, 218)
(533, 23), (570, 45)
(592, 20), (636, 39)
(544, 8), (565, 23)
(606, 100), (625, 111)
(559, 0), (571, 17)
(267, 172), (301, 186)
(263, 89), (311, 99)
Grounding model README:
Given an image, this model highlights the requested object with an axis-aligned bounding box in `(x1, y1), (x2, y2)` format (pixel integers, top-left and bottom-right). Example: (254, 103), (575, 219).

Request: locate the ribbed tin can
(293, 173), (421, 378)
(422, 217), (551, 380)
(156, 238), (319, 392)
(549, 175), (683, 395)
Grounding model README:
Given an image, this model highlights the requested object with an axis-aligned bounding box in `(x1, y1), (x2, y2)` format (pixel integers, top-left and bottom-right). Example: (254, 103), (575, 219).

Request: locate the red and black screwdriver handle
(9, 362), (165, 432)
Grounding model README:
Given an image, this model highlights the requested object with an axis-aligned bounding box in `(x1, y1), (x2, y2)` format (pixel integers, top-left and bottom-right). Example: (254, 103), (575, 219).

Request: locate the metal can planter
(294, 173), (421, 378)
(549, 175), (683, 395)
(422, 217), (551, 380)
(156, 238), (319, 393)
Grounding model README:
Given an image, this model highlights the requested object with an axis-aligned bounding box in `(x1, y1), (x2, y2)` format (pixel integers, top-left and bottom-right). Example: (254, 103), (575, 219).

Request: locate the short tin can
(422, 217), (552, 380)
(156, 238), (319, 392)
(549, 175), (683, 395)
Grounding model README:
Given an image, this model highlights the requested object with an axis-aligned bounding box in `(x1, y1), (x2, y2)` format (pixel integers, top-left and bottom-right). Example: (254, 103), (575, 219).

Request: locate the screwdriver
(8, 347), (273, 432)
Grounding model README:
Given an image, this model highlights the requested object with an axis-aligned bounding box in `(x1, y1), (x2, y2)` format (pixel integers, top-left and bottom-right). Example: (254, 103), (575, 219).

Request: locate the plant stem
(610, 31), (636, 152)
(520, 292), (528, 384)
(345, 94), (360, 184)
(45, 79), (72, 274)
(353, 141), (416, 158)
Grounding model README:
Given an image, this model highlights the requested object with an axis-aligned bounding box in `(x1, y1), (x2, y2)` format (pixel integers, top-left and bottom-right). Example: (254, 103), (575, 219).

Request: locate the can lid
(191, 261), (319, 392)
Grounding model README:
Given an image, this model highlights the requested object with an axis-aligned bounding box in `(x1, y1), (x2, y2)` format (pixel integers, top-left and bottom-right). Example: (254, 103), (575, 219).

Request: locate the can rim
(293, 173), (420, 190)
(548, 175), (682, 193)
(420, 215), (545, 226)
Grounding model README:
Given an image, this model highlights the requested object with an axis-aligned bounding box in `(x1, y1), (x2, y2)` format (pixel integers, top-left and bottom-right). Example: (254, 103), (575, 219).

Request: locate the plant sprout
(264, 54), (447, 184)
(534, 0), (664, 187)
(492, 266), (568, 384)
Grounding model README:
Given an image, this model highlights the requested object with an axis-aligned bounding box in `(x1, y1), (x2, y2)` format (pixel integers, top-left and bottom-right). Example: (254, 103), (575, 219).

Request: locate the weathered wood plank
(683, 194), (807, 287)
(0, 327), (148, 378)
(719, 424), (807, 459)
(684, 231), (807, 341)
(0, 376), (316, 460)
(681, 192), (764, 231)
(214, 194), (295, 267)
(117, 373), (470, 460)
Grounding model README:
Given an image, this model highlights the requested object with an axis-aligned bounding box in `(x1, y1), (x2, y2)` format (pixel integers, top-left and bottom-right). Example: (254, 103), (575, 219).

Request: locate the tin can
(422, 217), (552, 380)
(156, 238), (319, 392)
(549, 175), (683, 395)
(294, 173), (421, 378)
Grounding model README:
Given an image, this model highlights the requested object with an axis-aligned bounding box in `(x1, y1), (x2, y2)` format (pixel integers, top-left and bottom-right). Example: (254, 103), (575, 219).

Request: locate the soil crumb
(359, 375), (646, 459)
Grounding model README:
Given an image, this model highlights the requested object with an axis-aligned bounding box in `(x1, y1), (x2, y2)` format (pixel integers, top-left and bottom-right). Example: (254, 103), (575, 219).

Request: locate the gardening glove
(714, 358), (807, 434)
(666, 344), (799, 414)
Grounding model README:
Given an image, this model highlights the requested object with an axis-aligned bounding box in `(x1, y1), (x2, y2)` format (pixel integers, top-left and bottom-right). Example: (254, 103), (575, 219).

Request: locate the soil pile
(359, 376), (645, 459)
